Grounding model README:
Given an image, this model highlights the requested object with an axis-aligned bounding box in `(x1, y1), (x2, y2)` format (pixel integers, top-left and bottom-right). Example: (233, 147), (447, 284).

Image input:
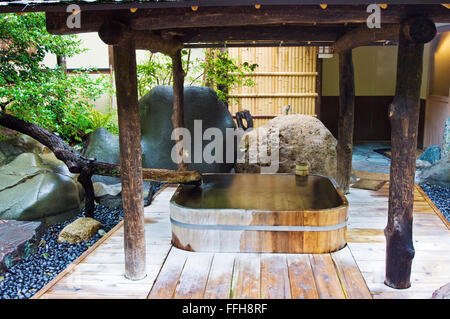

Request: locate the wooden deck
(33, 172), (450, 299)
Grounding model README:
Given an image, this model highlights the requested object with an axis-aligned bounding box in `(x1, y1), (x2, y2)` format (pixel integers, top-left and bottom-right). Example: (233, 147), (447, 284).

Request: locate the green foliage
(203, 49), (258, 103)
(136, 49), (257, 103)
(136, 49), (204, 98)
(0, 13), (115, 144)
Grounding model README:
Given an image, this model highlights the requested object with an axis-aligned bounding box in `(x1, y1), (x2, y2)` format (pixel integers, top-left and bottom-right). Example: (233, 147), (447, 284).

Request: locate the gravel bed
(0, 182), (165, 299)
(0, 205), (123, 299)
(420, 182), (450, 222)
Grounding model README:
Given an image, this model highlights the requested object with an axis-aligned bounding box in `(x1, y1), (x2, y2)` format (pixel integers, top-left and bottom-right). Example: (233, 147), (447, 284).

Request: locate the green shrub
(0, 13), (115, 145)
(136, 49), (258, 103)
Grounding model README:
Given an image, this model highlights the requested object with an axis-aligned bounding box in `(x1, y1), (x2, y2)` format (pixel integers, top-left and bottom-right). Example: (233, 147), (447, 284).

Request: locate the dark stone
(420, 182), (450, 221)
(83, 128), (120, 184)
(0, 220), (46, 272)
(83, 86), (236, 186)
(418, 145), (441, 164)
(139, 86), (236, 172)
(0, 153), (84, 223)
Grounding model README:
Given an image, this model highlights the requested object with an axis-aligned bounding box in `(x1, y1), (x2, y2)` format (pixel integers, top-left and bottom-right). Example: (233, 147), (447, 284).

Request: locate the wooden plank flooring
(35, 174), (450, 299)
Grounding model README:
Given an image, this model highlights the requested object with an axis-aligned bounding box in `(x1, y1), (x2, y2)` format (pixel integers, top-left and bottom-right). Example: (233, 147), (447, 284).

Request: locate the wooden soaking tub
(170, 174), (348, 253)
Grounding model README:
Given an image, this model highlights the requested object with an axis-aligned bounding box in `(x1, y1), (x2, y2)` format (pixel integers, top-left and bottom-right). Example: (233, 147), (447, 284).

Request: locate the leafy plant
(0, 13), (115, 144)
(136, 48), (258, 103)
(202, 49), (258, 103)
(136, 49), (204, 98)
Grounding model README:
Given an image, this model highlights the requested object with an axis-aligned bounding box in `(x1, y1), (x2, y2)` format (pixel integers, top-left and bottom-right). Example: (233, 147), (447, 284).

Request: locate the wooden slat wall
(228, 47), (318, 127)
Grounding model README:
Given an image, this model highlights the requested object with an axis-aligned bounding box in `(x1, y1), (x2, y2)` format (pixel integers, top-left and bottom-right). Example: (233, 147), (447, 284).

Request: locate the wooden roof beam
(333, 17), (437, 53)
(164, 26), (345, 43)
(333, 24), (400, 53)
(98, 21), (182, 57)
(45, 5), (450, 35)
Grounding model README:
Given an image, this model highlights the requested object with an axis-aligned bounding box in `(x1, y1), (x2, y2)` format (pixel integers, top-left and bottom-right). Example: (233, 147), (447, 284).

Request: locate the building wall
(322, 45), (429, 98)
(320, 45), (430, 145)
(423, 30), (450, 148)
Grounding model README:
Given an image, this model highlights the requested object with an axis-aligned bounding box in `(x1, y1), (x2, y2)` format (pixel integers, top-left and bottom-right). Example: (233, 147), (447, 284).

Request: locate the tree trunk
(56, 55), (67, 74)
(77, 168), (94, 218)
(113, 41), (146, 280)
(385, 17), (436, 289)
(336, 50), (355, 194)
(171, 49), (188, 171)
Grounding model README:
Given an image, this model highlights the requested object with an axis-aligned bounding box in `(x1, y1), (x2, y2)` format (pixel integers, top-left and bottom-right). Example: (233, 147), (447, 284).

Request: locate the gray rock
(140, 86), (236, 172)
(236, 114), (338, 180)
(415, 153), (450, 187)
(0, 134), (47, 165)
(0, 153), (84, 224)
(93, 182), (123, 208)
(84, 127), (120, 185)
(416, 159), (432, 169)
(93, 182), (122, 198)
(443, 117), (450, 158)
(418, 145), (441, 164)
(432, 283), (450, 299)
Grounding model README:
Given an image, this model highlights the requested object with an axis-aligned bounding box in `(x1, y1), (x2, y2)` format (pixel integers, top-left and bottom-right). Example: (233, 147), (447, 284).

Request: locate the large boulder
(139, 86), (236, 172)
(236, 114), (338, 180)
(416, 153), (450, 187)
(84, 86), (236, 182)
(0, 153), (84, 224)
(0, 134), (47, 165)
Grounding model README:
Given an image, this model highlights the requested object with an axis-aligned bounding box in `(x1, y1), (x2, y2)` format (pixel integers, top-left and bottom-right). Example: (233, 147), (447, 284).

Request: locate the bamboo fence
(228, 47), (318, 127)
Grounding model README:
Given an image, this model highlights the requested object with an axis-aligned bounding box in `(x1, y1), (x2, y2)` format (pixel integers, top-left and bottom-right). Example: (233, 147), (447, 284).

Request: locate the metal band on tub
(170, 217), (348, 232)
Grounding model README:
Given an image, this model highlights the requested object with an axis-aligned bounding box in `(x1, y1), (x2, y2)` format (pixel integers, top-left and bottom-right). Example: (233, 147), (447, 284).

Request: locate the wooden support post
(113, 41), (146, 280)
(336, 49), (355, 194)
(171, 49), (188, 171)
(385, 17), (436, 289)
(315, 53), (323, 120)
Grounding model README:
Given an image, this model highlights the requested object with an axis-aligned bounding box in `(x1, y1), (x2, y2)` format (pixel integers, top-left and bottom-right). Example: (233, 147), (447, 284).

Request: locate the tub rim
(169, 172), (349, 214)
